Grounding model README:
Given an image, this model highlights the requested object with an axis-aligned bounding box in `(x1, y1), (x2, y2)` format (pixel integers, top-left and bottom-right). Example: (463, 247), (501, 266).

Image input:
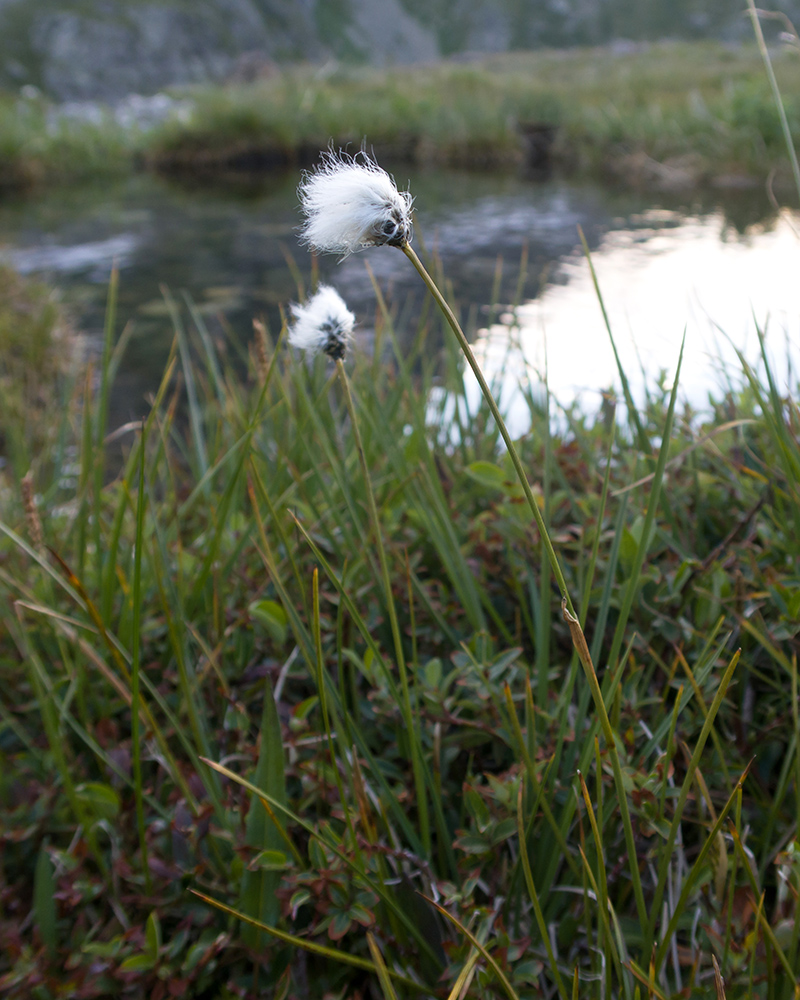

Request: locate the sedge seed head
(298, 148), (413, 258)
(288, 284), (355, 361)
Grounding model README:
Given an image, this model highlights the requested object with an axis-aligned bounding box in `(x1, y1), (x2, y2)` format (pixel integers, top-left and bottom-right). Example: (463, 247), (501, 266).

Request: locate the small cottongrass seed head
(298, 148), (413, 257)
(288, 284), (355, 361)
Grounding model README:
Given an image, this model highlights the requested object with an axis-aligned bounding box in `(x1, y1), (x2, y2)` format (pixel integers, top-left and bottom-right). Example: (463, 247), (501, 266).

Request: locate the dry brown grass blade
(712, 954), (726, 999)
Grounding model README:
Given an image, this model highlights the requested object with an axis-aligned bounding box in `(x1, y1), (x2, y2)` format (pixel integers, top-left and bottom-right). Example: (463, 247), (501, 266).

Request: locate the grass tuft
(0, 256), (798, 996)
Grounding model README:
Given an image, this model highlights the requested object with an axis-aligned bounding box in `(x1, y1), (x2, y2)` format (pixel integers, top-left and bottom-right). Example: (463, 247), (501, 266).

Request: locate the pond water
(1, 168), (798, 431)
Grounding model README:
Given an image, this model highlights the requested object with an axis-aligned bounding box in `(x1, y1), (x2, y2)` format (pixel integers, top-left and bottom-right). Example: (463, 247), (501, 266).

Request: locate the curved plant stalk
(401, 242), (577, 619)
(516, 781), (570, 1000)
(311, 567), (364, 867)
(366, 932), (400, 1000)
(644, 649), (742, 959)
(421, 893), (522, 1000)
(190, 891), (422, 991)
(577, 773), (625, 990)
(746, 0), (800, 207)
(561, 600), (648, 935)
(653, 760), (753, 975)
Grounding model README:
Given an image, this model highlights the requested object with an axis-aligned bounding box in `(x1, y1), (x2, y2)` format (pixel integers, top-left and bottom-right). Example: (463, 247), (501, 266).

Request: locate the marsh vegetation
(2, 26), (800, 1000)
(2, 42), (800, 191)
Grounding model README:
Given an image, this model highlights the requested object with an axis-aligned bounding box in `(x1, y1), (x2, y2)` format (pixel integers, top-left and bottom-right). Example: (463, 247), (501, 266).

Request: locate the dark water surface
(1, 168), (797, 428)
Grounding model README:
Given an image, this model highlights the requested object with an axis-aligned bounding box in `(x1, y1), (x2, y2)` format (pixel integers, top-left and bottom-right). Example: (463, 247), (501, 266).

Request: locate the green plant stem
(652, 760), (752, 974)
(401, 242), (577, 618)
(311, 567), (363, 864)
(334, 358), (430, 857)
(93, 265), (118, 590)
(644, 649), (742, 961)
(562, 600), (649, 934)
(516, 782), (569, 1000)
(131, 421), (152, 894)
(747, 0), (800, 206)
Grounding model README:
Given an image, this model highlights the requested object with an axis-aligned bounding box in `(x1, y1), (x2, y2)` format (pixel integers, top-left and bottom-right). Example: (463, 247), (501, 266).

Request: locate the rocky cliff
(2, 0), (799, 101)
(0, 0), (438, 99)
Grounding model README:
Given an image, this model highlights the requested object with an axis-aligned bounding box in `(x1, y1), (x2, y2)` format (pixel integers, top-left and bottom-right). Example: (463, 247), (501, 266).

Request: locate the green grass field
(0, 233), (799, 997)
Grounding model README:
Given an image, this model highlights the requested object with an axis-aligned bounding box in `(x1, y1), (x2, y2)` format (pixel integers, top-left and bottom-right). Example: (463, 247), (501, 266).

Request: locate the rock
(30, 1), (275, 101)
(3, 0), (800, 102)
(343, 0), (438, 65)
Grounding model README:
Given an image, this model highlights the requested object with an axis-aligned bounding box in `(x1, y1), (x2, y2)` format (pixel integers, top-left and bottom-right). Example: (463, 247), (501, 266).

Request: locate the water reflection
(474, 207), (800, 432)
(0, 169), (796, 431)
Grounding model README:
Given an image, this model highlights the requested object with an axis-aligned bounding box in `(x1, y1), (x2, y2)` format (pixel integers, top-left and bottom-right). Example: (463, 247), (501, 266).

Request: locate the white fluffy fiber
(288, 284), (356, 359)
(298, 149), (413, 257)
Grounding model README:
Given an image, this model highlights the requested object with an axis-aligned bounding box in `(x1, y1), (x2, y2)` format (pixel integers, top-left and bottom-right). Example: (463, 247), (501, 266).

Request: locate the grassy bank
(0, 92), (136, 190)
(0, 249), (799, 997)
(3, 41), (800, 191)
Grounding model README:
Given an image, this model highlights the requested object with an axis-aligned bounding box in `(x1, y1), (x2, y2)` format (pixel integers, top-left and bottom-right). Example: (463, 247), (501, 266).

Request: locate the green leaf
(619, 527), (638, 573)
(455, 834), (491, 854)
(363, 647), (375, 676)
(464, 462), (510, 493)
(293, 696), (319, 722)
(145, 912), (161, 963)
(182, 941), (209, 973)
(348, 904), (374, 926)
(329, 910), (353, 941)
(251, 849), (289, 871)
(82, 938), (123, 958)
(423, 658), (442, 688)
(464, 786), (491, 830)
(491, 817), (518, 844)
(75, 782), (120, 821)
(249, 599), (289, 645)
(34, 846), (57, 956)
(239, 676), (287, 948)
(119, 953), (156, 972)
(289, 888), (311, 915)
(309, 837), (328, 869)
(513, 959), (545, 984)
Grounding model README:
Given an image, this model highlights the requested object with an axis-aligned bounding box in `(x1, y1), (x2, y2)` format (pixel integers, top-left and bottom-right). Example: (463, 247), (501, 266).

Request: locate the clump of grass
(147, 41), (800, 185)
(4, 41), (800, 189)
(0, 92), (140, 189)
(0, 244), (799, 997)
(0, 265), (78, 472)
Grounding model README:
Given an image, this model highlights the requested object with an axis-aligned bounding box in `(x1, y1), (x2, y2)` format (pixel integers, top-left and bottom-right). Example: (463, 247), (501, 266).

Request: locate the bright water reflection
(0, 170), (797, 431)
(473, 208), (800, 433)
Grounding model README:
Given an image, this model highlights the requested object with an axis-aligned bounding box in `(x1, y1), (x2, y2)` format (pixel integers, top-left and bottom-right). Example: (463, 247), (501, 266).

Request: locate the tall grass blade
(191, 891), (421, 989)
(366, 932), (400, 1000)
(645, 649), (742, 958)
(239, 676), (287, 948)
(34, 845), (57, 956)
(130, 420), (151, 893)
(423, 893), (523, 1000)
(516, 782), (569, 1000)
(747, 0), (800, 205)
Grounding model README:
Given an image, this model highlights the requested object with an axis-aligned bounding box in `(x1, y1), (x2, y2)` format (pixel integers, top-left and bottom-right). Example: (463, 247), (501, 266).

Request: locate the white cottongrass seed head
(288, 284), (356, 361)
(298, 149), (413, 257)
